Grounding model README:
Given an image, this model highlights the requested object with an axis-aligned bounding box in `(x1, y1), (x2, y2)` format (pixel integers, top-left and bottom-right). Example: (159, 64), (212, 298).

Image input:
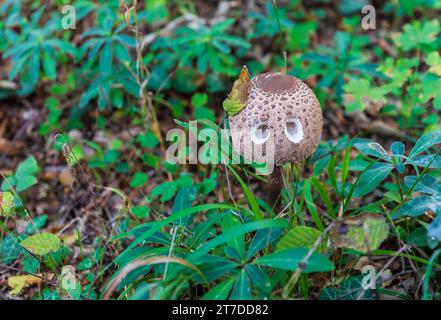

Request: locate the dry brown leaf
(59, 168), (74, 186)
(0, 137), (22, 155)
(8, 273), (54, 295)
(61, 232), (80, 245)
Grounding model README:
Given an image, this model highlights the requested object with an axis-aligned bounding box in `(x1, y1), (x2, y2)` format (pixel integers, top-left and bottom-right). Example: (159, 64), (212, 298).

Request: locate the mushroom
(226, 68), (323, 167)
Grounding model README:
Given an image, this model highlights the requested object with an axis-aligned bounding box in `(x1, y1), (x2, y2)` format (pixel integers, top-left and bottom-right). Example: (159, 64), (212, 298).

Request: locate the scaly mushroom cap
(228, 72), (323, 165)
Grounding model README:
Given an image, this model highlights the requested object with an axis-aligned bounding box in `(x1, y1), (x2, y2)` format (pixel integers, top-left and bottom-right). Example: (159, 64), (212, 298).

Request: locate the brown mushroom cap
(228, 72), (323, 165)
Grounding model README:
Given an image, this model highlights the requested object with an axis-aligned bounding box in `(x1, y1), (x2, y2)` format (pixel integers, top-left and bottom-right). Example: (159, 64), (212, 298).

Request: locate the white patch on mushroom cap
(251, 122), (271, 144)
(284, 118), (304, 143)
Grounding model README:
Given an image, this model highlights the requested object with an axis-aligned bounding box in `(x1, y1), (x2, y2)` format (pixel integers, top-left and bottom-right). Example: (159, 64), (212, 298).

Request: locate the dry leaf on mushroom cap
(226, 68), (323, 165)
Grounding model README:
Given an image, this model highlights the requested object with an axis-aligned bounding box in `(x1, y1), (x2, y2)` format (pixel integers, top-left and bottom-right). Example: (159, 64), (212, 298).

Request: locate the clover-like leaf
(427, 51), (441, 76)
(255, 248), (334, 273)
(393, 20), (440, 51)
(344, 79), (388, 112)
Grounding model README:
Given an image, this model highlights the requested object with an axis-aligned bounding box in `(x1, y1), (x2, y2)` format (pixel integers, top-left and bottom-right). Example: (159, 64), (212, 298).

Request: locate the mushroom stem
(267, 166), (283, 213)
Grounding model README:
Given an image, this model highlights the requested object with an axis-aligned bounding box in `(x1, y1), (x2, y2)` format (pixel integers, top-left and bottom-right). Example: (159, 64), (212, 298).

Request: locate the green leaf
(423, 249), (441, 299)
(20, 233), (61, 256)
(137, 131), (159, 148)
(41, 288), (61, 300)
(330, 214), (389, 253)
(130, 206), (150, 219)
(404, 175), (440, 195)
(99, 41), (112, 75)
(150, 181), (177, 202)
(428, 215), (441, 244)
(0, 235), (21, 264)
(254, 248), (334, 273)
(354, 141), (390, 160)
(354, 163), (393, 197)
(320, 275), (374, 300)
(246, 264), (272, 295)
(25, 214), (48, 234)
(393, 20), (440, 51)
(276, 226), (324, 252)
(114, 204), (249, 261)
(110, 88), (124, 108)
(304, 178), (324, 231)
(172, 186), (199, 225)
(129, 172), (149, 188)
(230, 268), (252, 300)
(21, 252), (39, 273)
(16, 176), (38, 192)
(393, 195), (441, 219)
(191, 93), (208, 108)
(344, 79), (388, 112)
(15, 156), (39, 178)
(426, 51), (441, 76)
(14, 156), (39, 192)
(222, 214), (245, 259)
(246, 228), (284, 260)
(227, 165), (263, 219)
(412, 155), (441, 169)
(391, 141), (405, 156)
(188, 219), (289, 261)
(193, 255), (239, 282)
(42, 50), (56, 80)
(311, 177), (336, 218)
(408, 130), (441, 159)
(200, 174), (217, 195)
(194, 106), (215, 122)
(202, 278), (235, 300)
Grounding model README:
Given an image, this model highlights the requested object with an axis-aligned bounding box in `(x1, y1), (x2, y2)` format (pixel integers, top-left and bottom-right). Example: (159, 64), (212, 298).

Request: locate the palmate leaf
(188, 219), (289, 262)
(192, 255), (239, 283)
(202, 278), (235, 300)
(343, 79), (388, 112)
(222, 214), (245, 259)
(246, 264), (272, 295)
(172, 186), (199, 226)
(246, 228), (284, 259)
(20, 233), (61, 256)
(427, 51), (441, 76)
(230, 268), (252, 300)
(254, 248), (334, 273)
(393, 19), (440, 51)
(329, 214), (389, 253)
